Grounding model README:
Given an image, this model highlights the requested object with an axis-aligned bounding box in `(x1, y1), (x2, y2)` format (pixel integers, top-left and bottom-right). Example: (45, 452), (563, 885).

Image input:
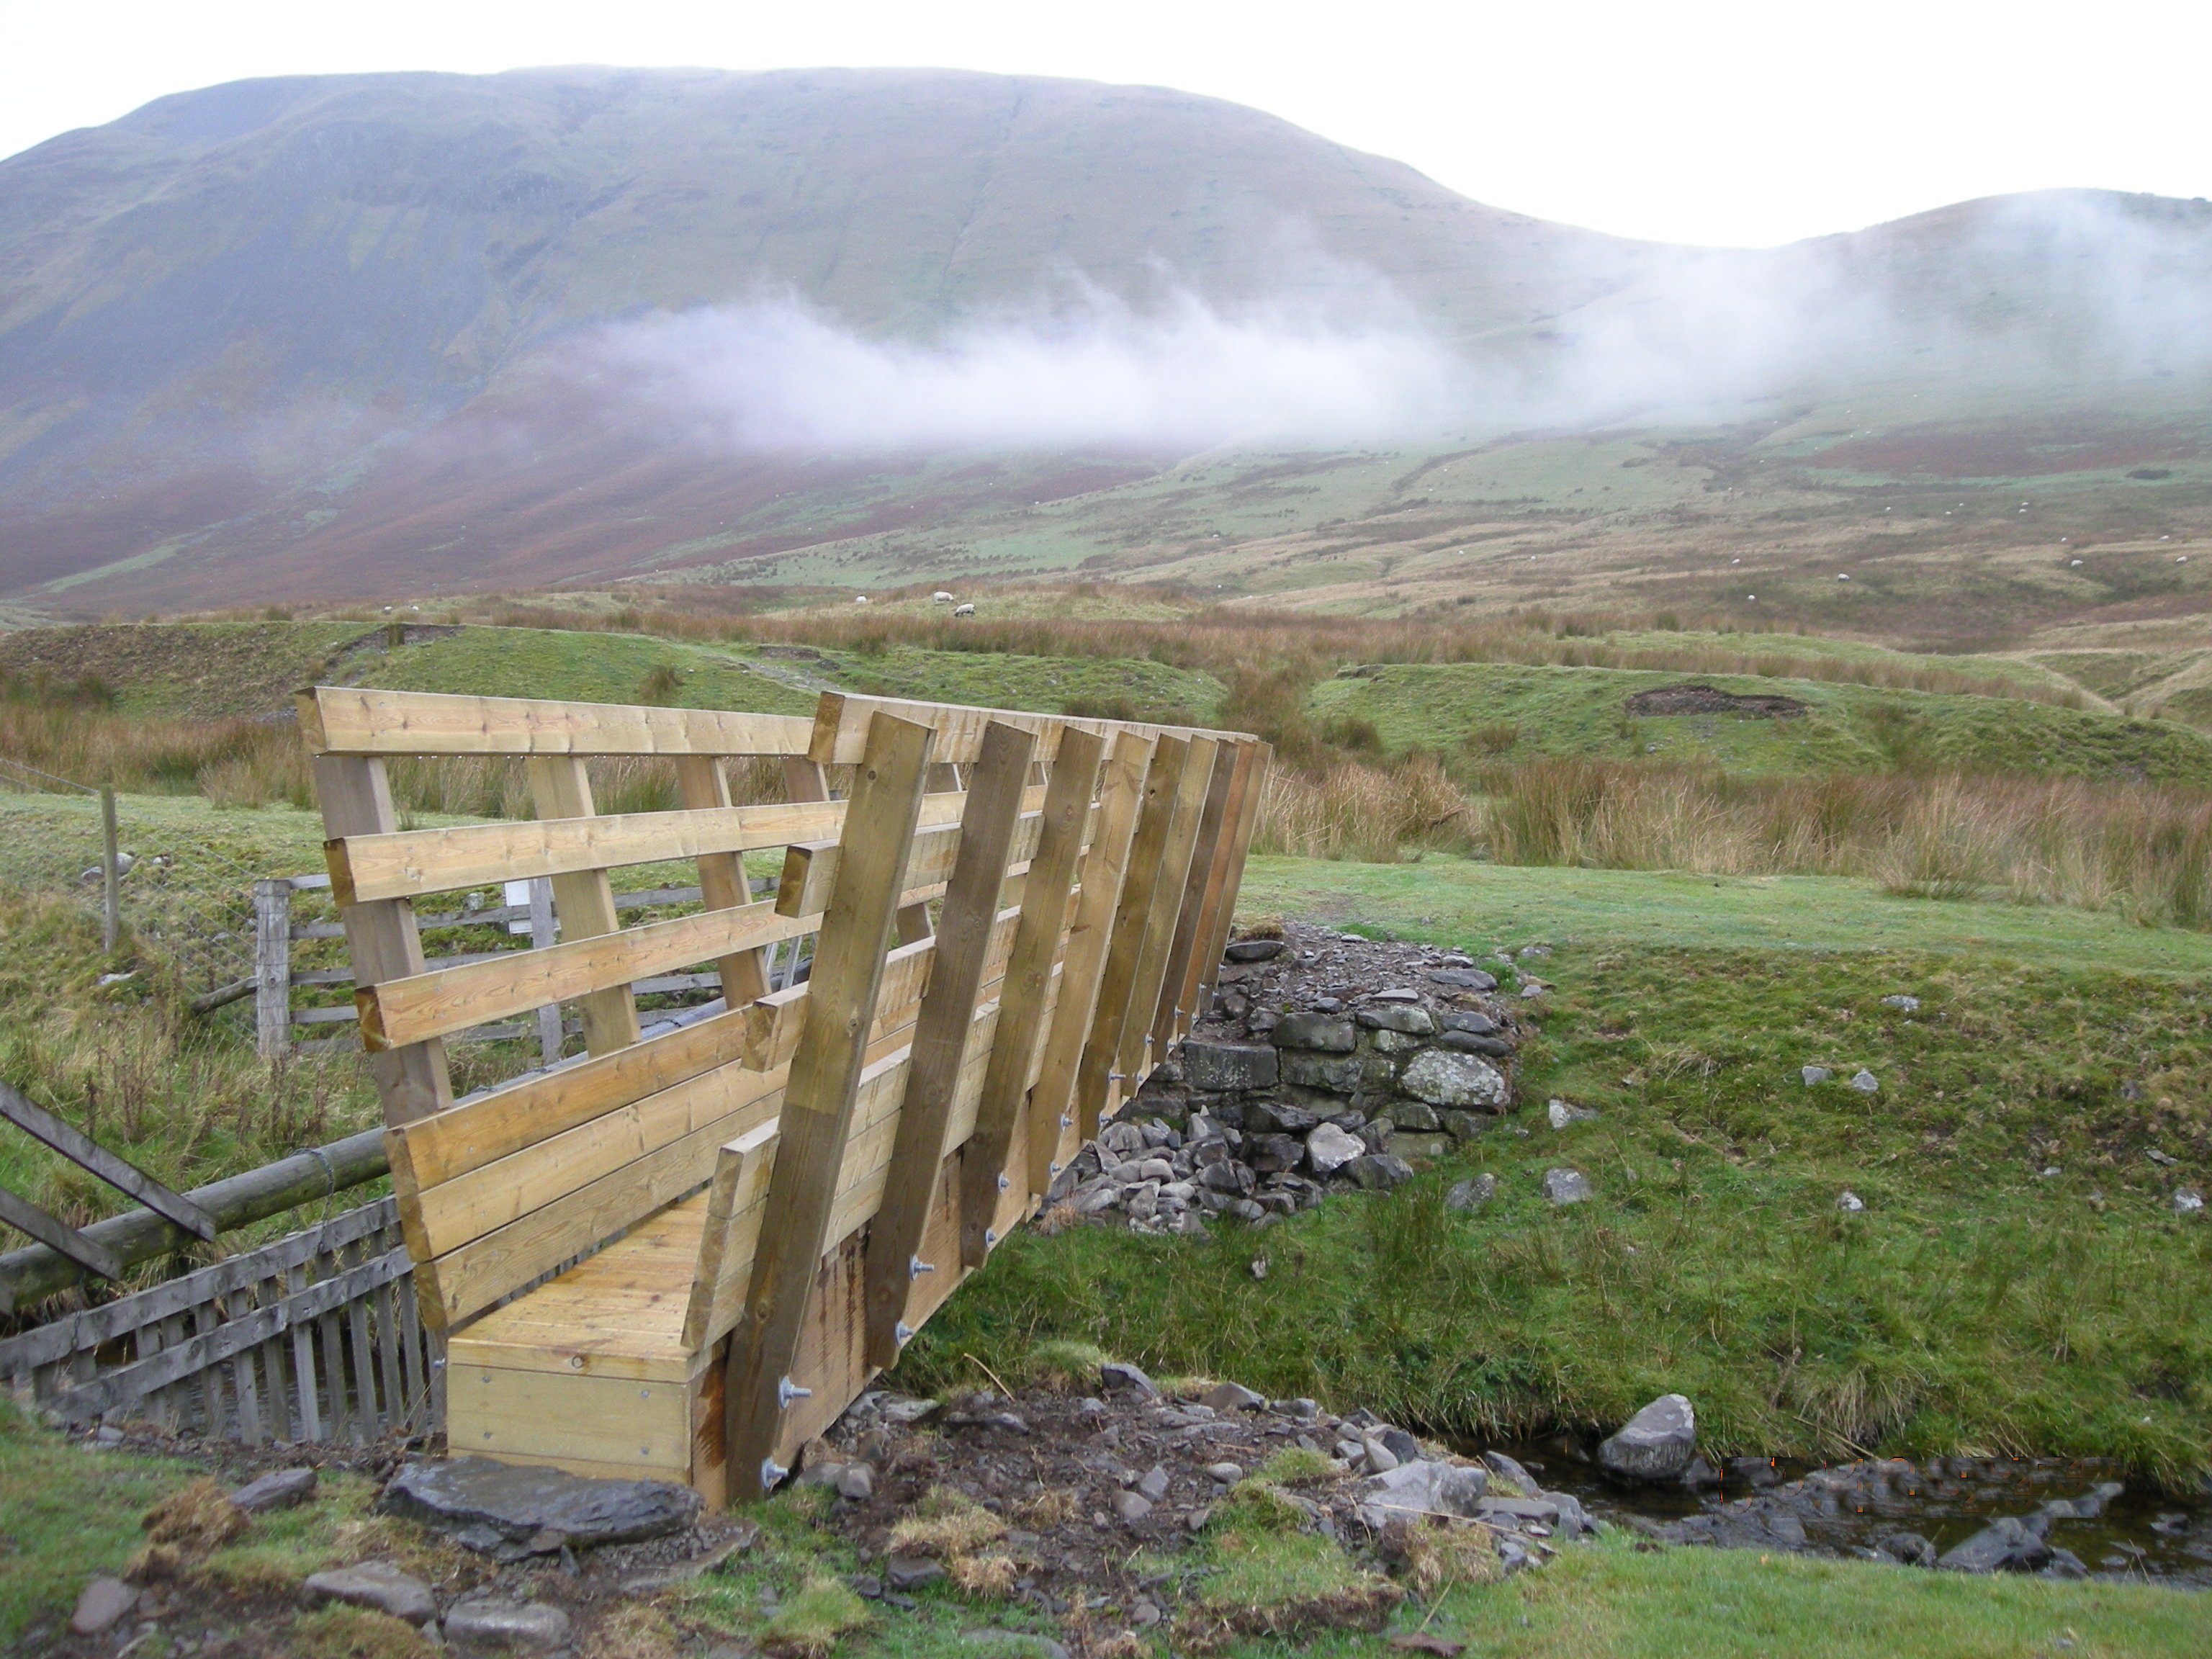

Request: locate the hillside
(1, 69), (2210, 621)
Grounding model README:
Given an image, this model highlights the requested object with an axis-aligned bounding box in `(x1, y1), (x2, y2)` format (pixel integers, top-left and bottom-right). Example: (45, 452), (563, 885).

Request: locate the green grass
(1308, 661), (2212, 785)
(0, 621), (373, 719)
(353, 626), (821, 714)
(904, 860), (2212, 1486)
(1237, 856), (2212, 974)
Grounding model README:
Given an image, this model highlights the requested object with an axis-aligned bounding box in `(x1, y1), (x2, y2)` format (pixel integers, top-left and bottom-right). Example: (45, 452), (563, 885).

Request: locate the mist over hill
(1, 66), (2208, 612)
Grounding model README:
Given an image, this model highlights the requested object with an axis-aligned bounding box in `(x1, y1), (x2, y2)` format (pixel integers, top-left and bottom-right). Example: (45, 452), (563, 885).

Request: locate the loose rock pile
(1051, 922), (1530, 1231)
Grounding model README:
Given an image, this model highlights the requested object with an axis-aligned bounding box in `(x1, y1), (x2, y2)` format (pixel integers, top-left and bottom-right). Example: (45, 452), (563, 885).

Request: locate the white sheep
(932, 591), (954, 603)
(953, 603), (976, 618)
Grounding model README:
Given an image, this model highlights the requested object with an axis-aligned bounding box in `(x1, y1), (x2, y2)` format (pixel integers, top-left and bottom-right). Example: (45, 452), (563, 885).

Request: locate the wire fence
(0, 755), (268, 1004)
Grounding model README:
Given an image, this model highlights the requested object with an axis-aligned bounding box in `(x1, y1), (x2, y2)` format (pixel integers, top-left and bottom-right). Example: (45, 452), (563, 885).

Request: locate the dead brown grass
(141, 1479), (250, 1552)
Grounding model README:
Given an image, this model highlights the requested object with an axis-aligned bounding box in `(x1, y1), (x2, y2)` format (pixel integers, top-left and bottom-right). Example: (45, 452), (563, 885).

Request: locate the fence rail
(0, 1196), (439, 1443)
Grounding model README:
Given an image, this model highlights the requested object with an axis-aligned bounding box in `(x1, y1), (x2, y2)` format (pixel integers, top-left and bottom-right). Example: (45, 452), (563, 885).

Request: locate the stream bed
(1483, 1437), (2212, 1586)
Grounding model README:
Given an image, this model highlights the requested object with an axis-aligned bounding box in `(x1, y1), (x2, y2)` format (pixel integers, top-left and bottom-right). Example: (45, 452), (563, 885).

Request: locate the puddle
(1480, 1437), (2212, 1586)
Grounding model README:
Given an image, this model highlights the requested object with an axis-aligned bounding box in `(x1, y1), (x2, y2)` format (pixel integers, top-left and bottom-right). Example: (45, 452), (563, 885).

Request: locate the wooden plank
(358, 898), (813, 1051)
(1026, 729), (1153, 1195)
(0, 1185), (123, 1282)
(680, 1123), (781, 1352)
(327, 798), (847, 906)
(448, 1364), (693, 1470)
(253, 879), (291, 1058)
(1114, 737), (1221, 1095)
(725, 711), (935, 1501)
(1148, 739), (1244, 1056)
(300, 686), (815, 760)
(956, 727), (1100, 1267)
(1182, 742), (1270, 1040)
(315, 755), (451, 1123)
(528, 757), (642, 1056)
(809, 691), (1241, 767)
(773, 795), (1046, 920)
(1070, 735), (1185, 1141)
(0, 1081), (217, 1241)
(862, 720), (1035, 1367)
(675, 755), (772, 1010)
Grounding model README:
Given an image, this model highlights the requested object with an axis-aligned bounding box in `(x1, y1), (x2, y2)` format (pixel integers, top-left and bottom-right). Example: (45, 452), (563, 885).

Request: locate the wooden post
(314, 755), (451, 1123)
(956, 726), (1102, 1264)
(726, 713), (935, 1501)
(1113, 737), (1221, 1097)
(1148, 739), (1243, 1057)
(1025, 730), (1152, 1196)
(526, 878), (563, 1064)
(525, 757), (641, 1056)
(1182, 742), (1270, 1037)
(1071, 736), (1185, 1141)
(253, 879), (292, 1059)
(99, 787), (120, 955)
(675, 756), (771, 1010)
(863, 721), (1035, 1364)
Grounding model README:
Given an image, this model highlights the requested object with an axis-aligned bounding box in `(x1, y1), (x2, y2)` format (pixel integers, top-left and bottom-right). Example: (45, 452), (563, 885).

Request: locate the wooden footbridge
(304, 685), (1266, 1503)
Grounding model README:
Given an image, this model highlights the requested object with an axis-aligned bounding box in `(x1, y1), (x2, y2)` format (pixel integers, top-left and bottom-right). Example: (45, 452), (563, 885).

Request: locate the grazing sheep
(953, 603), (976, 617)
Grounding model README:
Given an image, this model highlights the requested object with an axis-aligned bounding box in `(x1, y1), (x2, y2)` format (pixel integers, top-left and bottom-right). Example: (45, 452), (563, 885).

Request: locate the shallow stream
(1484, 1437), (2212, 1586)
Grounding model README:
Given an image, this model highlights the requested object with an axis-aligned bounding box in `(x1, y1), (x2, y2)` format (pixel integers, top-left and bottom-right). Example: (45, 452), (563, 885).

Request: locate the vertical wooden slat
(254, 1275), (293, 1444)
(675, 756), (772, 1010)
(287, 1261), (323, 1443)
(1184, 742), (1271, 1035)
(1112, 737), (1222, 1099)
(1071, 735), (1186, 1140)
(861, 721), (1038, 1367)
(526, 758), (641, 1056)
(253, 879), (292, 1058)
(956, 727), (1102, 1263)
(527, 877), (563, 1065)
(315, 1241), (350, 1443)
(315, 755), (452, 1123)
(726, 713), (935, 1501)
(343, 1236), (379, 1438)
(1026, 731), (1154, 1193)
(1148, 739), (1245, 1056)
(373, 1277), (407, 1436)
(394, 1259), (428, 1433)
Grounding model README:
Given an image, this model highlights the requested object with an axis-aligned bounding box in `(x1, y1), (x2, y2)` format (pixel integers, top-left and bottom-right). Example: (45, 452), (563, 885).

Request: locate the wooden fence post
(726, 713), (935, 1500)
(1113, 737), (1222, 1098)
(253, 878), (292, 1059)
(526, 759), (641, 1056)
(99, 786), (120, 955)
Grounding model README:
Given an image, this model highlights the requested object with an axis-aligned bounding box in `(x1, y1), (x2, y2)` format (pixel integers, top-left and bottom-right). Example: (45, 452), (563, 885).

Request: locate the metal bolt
(1049, 1160), (1062, 1176)
(909, 1255), (935, 1279)
(760, 1457), (788, 1488)
(777, 1375), (812, 1409)
(984, 1227), (999, 1246)
(894, 1321), (915, 1345)
(997, 1172), (1010, 1193)
(1060, 1113), (1073, 1130)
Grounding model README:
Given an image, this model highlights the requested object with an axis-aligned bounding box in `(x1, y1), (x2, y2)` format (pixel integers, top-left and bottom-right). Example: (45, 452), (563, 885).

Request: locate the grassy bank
(906, 861), (2212, 1488)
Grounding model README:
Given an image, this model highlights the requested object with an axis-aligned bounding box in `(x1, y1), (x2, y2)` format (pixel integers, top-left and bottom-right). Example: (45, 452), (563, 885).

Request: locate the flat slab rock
(383, 1456), (702, 1551)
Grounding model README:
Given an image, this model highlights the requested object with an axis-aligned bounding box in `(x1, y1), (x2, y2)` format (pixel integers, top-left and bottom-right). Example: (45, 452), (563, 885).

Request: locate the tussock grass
(760, 1575), (871, 1658)
(887, 1487), (1006, 1558)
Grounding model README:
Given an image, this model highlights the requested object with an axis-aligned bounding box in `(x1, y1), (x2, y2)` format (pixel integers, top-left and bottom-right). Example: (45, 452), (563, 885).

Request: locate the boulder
(1598, 1395), (1698, 1482)
(1357, 1004), (1437, 1035)
(1349, 1153), (1416, 1190)
(1938, 1516), (2052, 1573)
(1224, 938), (1285, 963)
(382, 1457), (701, 1551)
(230, 1466), (318, 1513)
(1389, 1100), (1441, 1132)
(1542, 1168), (1592, 1205)
(1100, 1361), (1160, 1399)
(303, 1561), (438, 1625)
(443, 1599), (572, 1650)
(1357, 1459), (1490, 1527)
(1442, 1111), (1488, 1141)
(1180, 1042), (1278, 1093)
(1244, 1098), (1319, 1135)
(1400, 1050), (1509, 1110)
(1270, 1014), (1357, 1053)
(1280, 1052), (1363, 1093)
(1305, 1123), (1365, 1176)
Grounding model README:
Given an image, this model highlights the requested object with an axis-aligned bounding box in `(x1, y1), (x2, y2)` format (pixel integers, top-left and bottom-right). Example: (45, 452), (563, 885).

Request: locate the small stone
(1520, 981), (1545, 998)
(1224, 938), (1285, 963)
(1100, 1361), (1160, 1399)
(71, 1577), (137, 1635)
(1849, 1070), (1879, 1093)
(304, 1561), (437, 1625)
(2175, 1189), (2205, 1215)
(1202, 1381), (1267, 1413)
(1445, 1174), (1497, 1210)
(1110, 1491), (1154, 1524)
(1136, 1465), (1171, 1501)
(1400, 1049), (1509, 1110)
(1186, 1506), (1213, 1532)
(886, 1555), (947, 1590)
(1801, 1066), (1832, 1087)
(1838, 1190), (1865, 1213)
(1880, 994), (1920, 1011)
(1349, 1153), (1416, 1189)
(1546, 1099), (1595, 1130)
(1441, 1031), (1515, 1057)
(1305, 1123), (1364, 1176)
(230, 1466), (318, 1513)
(1441, 1111), (1487, 1141)
(836, 1463), (876, 1501)
(1428, 968), (1497, 990)
(1598, 1395), (1698, 1482)
(1542, 1168), (1592, 1205)
(1271, 1013), (1357, 1053)
(443, 1599), (572, 1650)
(1357, 1004), (1437, 1035)
(1372, 987), (1421, 1002)
(1439, 1010), (1500, 1035)
(1361, 1434), (1400, 1473)
(1206, 1462), (1244, 1483)
(1877, 1532), (1938, 1568)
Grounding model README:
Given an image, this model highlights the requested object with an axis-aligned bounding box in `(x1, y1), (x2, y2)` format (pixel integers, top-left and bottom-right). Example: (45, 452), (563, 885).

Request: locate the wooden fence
(0, 1196), (437, 1443)
(306, 685), (1266, 1503)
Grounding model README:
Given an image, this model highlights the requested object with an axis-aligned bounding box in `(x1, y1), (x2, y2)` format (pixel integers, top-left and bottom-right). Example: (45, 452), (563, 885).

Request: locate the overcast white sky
(2, 0), (2206, 248)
